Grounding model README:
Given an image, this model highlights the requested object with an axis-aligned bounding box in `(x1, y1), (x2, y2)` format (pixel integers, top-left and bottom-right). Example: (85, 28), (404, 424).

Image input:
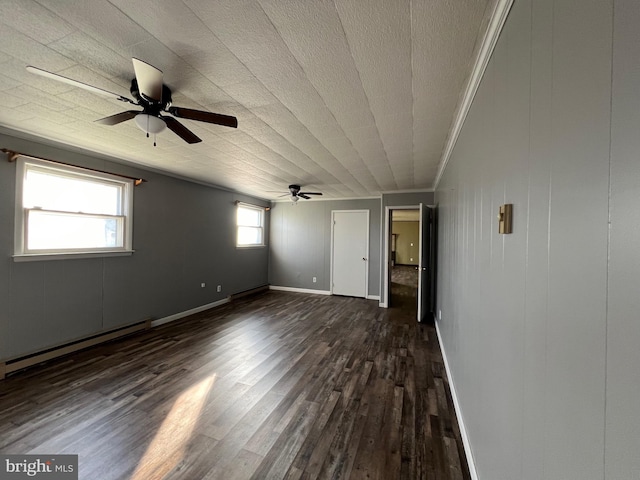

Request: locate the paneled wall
(434, 0), (626, 478)
(605, 0), (640, 477)
(0, 131), (269, 360)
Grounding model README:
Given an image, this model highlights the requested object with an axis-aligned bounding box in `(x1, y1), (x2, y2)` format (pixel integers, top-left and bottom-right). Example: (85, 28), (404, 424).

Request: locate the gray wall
(606, 1), (640, 477)
(435, 0), (640, 478)
(0, 132), (269, 360)
(382, 191), (434, 207)
(268, 192), (433, 301)
(269, 198), (381, 296)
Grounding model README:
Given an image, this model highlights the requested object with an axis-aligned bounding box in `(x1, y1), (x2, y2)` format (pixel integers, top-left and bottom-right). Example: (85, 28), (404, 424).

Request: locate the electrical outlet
(201, 283), (206, 288)
(438, 310), (442, 320)
(312, 277), (317, 283)
(217, 285), (221, 292)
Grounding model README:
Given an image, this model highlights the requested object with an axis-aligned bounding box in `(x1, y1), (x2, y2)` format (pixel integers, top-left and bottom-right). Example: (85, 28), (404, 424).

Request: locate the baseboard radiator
(1, 288), (268, 380)
(0, 319), (151, 380)
(230, 284), (269, 302)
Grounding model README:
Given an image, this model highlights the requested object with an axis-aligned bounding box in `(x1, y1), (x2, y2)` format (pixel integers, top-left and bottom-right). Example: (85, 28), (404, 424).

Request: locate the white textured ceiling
(0, 0), (494, 200)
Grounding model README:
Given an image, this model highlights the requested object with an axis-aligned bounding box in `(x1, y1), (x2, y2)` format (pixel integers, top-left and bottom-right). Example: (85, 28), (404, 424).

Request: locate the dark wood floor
(0, 291), (470, 480)
(390, 265), (419, 311)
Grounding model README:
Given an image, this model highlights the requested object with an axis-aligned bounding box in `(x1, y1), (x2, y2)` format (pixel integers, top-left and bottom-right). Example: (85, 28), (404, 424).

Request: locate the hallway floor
(390, 265), (419, 313)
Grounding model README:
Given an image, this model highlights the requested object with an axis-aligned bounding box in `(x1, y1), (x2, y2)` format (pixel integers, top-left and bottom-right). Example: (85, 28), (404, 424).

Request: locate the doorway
(389, 209), (420, 312)
(383, 205), (435, 322)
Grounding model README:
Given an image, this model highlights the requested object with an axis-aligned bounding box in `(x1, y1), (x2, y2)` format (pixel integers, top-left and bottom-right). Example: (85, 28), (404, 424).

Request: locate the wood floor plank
(0, 291), (471, 480)
(293, 389), (343, 477)
(249, 400), (321, 480)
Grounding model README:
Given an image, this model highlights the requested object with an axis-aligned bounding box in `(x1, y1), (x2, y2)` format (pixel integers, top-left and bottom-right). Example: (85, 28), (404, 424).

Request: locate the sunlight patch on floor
(130, 374), (216, 480)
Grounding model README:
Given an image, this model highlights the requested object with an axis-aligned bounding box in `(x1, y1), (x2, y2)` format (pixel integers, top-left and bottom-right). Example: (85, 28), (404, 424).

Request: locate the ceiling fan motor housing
(130, 79), (172, 114)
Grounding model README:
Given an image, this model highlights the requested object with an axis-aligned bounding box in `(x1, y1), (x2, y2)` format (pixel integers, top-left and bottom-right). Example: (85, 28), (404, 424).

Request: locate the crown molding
(433, 0), (514, 190)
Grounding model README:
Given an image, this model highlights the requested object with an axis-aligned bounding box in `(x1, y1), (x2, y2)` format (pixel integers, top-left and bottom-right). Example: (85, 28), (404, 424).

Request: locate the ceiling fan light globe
(291, 195), (299, 203)
(135, 113), (166, 135)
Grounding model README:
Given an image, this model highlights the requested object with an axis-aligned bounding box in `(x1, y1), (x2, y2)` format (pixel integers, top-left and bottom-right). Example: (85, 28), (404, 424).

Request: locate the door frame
(381, 205), (434, 309)
(417, 203), (432, 322)
(330, 209), (369, 298)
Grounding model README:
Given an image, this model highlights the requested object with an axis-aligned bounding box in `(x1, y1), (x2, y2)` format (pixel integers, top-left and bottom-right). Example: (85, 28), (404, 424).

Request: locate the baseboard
(1, 319), (151, 379)
(269, 286), (378, 300)
(230, 285), (269, 301)
(151, 297), (230, 327)
(435, 320), (479, 480)
(269, 285), (331, 295)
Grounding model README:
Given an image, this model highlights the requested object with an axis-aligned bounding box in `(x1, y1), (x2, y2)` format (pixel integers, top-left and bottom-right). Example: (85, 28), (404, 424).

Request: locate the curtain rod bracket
(1, 149), (19, 162)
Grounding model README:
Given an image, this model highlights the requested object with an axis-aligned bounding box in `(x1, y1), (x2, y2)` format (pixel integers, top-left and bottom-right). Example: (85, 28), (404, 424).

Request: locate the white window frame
(236, 202), (265, 248)
(14, 157), (134, 261)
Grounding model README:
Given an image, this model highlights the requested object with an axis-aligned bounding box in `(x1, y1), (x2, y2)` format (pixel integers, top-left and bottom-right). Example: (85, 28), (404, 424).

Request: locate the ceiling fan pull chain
(154, 133), (157, 147)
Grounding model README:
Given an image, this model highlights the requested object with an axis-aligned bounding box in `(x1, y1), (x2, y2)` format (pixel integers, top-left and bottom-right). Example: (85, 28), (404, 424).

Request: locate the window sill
(13, 250), (134, 262)
(236, 244), (266, 249)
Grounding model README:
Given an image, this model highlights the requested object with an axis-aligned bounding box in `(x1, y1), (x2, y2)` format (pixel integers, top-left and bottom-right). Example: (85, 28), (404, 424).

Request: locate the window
(236, 203), (265, 247)
(14, 157), (134, 258)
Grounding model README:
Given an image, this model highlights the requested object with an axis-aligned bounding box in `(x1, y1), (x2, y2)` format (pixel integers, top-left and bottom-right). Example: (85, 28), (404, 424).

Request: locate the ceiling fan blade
(168, 106), (238, 128)
(95, 110), (140, 125)
(162, 116), (202, 144)
(298, 192), (323, 196)
(298, 194), (311, 200)
(26, 66), (135, 104)
(132, 58), (163, 103)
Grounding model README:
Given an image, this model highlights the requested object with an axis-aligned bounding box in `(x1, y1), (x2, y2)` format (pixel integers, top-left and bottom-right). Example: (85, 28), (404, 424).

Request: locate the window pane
(237, 226), (262, 245)
(237, 206), (262, 227)
(27, 210), (123, 251)
(24, 169), (121, 215)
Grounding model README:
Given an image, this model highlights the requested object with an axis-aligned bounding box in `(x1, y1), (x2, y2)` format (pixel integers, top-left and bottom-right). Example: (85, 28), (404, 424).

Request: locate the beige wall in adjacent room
(391, 221), (419, 265)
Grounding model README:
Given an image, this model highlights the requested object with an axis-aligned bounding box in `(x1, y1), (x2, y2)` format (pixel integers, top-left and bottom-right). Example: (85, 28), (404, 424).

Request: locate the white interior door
(331, 210), (369, 298)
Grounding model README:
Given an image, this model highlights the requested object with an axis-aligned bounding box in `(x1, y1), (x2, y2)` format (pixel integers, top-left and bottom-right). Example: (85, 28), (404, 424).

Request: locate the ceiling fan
(26, 58), (237, 145)
(279, 184), (323, 203)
